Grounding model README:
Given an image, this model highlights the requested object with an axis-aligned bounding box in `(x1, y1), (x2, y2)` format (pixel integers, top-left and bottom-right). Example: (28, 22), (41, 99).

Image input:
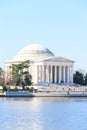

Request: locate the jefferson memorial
(5, 44), (74, 84)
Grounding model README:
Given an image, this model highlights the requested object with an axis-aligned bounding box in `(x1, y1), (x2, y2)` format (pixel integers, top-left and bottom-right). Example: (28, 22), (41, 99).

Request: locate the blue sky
(0, 0), (87, 71)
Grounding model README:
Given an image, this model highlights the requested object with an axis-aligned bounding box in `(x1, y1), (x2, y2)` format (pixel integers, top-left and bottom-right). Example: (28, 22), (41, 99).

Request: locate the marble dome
(13, 44), (54, 61)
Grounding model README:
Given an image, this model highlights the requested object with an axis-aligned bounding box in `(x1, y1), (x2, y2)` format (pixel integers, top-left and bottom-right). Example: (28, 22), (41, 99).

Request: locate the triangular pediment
(40, 56), (74, 62)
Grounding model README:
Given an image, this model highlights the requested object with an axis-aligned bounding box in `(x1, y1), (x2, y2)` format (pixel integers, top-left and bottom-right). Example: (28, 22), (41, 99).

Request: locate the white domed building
(5, 44), (74, 84)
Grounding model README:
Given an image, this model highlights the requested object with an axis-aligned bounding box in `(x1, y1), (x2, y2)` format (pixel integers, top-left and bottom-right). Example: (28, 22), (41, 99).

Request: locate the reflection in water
(0, 97), (87, 130)
(2, 96), (87, 102)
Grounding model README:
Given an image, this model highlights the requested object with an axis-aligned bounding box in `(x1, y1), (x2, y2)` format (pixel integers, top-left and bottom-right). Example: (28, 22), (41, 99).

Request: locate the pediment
(41, 56), (74, 62)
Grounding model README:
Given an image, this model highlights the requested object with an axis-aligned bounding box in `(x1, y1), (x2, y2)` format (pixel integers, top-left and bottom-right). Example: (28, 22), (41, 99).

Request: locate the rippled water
(0, 97), (87, 130)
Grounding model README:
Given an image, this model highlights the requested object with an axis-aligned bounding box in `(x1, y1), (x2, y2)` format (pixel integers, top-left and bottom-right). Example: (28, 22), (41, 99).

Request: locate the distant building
(5, 44), (74, 84)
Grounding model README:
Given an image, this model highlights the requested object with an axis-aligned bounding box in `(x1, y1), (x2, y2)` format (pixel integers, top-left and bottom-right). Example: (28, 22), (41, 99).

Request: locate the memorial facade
(5, 44), (74, 84)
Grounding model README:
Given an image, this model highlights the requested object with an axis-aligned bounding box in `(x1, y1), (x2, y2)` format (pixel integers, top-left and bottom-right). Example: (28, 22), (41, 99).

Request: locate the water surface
(0, 97), (87, 130)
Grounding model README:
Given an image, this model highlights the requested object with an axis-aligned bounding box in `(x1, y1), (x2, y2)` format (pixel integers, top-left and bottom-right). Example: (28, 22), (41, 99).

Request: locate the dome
(13, 44), (54, 61)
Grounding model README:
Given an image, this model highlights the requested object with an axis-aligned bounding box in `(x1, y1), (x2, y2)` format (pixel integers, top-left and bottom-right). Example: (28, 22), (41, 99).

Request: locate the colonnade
(36, 65), (73, 84)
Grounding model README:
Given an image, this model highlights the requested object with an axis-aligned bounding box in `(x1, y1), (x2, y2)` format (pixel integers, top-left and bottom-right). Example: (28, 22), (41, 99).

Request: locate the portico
(34, 61), (73, 84)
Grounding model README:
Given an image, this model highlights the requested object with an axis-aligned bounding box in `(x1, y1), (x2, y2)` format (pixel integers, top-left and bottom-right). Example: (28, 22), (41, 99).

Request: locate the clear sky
(0, 0), (87, 71)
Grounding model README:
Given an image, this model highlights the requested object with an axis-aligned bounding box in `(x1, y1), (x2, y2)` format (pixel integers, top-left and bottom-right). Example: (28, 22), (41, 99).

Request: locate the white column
(47, 65), (50, 83)
(67, 66), (69, 83)
(39, 65), (40, 82)
(57, 66), (59, 83)
(59, 66), (61, 83)
(37, 65), (39, 83)
(38, 65), (40, 82)
(40, 65), (42, 82)
(34, 65), (38, 83)
(42, 65), (44, 82)
(51, 65), (53, 83)
(61, 66), (63, 82)
(45, 65), (48, 82)
(46, 65), (49, 82)
(44, 65), (46, 82)
(63, 66), (65, 83)
(39, 65), (42, 82)
(55, 66), (57, 83)
(49, 66), (51, 82)
(71, 66), (73, 83)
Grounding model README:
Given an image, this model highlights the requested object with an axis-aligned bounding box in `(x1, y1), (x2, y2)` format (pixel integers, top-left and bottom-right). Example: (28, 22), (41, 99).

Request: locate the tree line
(73, 71), (87, 85)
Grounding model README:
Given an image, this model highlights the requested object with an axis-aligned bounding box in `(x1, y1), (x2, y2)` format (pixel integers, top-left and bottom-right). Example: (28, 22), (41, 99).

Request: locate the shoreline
(1, 85), (87, 97)
(1, 91), (87, 97)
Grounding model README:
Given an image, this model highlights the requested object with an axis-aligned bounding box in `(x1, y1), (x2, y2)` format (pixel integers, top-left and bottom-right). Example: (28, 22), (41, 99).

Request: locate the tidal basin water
(0, 97), (87, 130)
